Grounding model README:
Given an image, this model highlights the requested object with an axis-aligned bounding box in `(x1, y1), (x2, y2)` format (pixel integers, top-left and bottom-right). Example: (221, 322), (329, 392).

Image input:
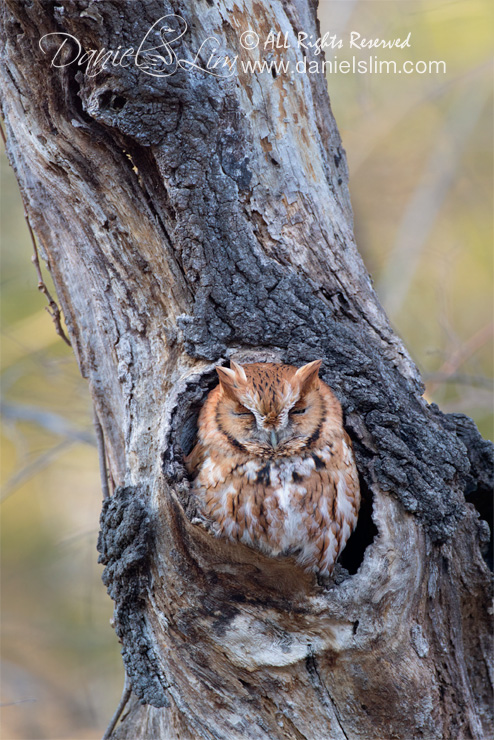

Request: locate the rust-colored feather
(187, 361), (360, 576)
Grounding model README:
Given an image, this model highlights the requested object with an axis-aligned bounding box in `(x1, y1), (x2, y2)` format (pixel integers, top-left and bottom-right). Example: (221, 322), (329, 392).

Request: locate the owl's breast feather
(192, 441), (359, 575)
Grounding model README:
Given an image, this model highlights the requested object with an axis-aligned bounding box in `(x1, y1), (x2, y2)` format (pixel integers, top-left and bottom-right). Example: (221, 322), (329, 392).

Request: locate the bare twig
(1, 401), (96, 444)
(94, 411), (111, 500)
(1, 120), (71, 346)
(0, 698), (37, 707)
(0, 439), (74, 502)
(29, 219), (72, 346)
(102, 674), (132, 740)
(426, 323), (493, 395)
(379, 81), (491, 317)
(423, 373), (492, 390)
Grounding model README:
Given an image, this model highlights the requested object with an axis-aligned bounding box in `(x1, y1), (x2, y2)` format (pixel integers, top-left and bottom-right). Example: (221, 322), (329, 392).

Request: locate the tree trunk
(1, 2), (492, 739)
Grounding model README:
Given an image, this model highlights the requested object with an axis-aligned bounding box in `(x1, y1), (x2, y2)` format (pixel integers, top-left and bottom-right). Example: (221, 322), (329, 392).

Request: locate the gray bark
(1, 1), (492, 739)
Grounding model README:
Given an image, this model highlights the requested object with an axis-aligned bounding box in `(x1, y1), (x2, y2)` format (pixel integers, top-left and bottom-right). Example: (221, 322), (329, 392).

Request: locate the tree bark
(1, 2), (492, 739)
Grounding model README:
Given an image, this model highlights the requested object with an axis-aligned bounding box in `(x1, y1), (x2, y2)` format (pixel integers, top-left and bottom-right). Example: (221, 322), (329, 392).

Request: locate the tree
(1, 1), (492, 738)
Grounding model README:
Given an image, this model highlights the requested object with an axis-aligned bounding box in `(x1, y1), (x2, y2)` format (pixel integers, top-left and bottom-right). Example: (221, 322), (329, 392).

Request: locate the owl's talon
(316, 572), (332, 588)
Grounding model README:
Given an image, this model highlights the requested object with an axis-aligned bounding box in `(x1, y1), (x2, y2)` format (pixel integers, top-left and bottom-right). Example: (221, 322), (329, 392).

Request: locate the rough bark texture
(1, 1), (492, 739)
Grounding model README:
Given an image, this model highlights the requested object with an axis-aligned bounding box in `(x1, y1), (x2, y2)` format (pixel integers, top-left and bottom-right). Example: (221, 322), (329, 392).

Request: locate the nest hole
(164, 367), (379, 578)
(339, 475), (377, 575)
(466, 487), (493, 571)
(162, 366), (220, 487)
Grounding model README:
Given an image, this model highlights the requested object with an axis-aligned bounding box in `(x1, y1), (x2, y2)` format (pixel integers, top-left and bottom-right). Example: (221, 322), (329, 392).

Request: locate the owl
(186, 360), (360, 576)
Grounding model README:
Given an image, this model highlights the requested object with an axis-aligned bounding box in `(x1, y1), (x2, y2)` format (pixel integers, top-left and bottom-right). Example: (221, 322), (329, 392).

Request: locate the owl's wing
(184, 440), (206, 475)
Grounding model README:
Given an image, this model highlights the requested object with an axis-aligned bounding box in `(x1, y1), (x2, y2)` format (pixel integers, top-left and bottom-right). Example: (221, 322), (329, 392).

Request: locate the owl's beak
(270, 430), (278, 448)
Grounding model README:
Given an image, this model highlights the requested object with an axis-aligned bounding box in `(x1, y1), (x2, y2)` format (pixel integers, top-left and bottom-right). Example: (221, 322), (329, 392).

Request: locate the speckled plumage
(186, 361), (360, 576)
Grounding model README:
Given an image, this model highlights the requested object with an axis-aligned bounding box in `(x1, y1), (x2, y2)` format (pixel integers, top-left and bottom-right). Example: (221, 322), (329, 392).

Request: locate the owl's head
(214, 360), (334, 456)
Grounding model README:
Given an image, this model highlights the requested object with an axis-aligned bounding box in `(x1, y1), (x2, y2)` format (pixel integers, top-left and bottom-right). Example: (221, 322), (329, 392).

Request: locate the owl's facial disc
(228, 389), (322, 451)
(216, 360), (326, 455)
(255, 396), (317, 449)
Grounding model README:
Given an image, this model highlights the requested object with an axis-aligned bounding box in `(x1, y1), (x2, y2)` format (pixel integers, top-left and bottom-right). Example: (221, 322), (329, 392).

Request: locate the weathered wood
(1, 1), (492, 738)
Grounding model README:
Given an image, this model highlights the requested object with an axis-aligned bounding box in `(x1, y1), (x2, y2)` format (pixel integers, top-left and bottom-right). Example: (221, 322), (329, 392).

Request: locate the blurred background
(1, 0), (492, 738)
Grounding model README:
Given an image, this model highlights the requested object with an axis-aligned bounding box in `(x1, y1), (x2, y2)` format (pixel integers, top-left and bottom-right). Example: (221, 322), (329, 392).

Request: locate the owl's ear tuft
(216, 366), (236, 383)
(216, 364), (245, 401)
(294, 359), (322, 395)
(229, 360), (247, 382)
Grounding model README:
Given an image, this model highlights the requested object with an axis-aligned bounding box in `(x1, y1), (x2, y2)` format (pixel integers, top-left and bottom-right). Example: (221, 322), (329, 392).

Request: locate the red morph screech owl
(186, 360), (360, 576)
